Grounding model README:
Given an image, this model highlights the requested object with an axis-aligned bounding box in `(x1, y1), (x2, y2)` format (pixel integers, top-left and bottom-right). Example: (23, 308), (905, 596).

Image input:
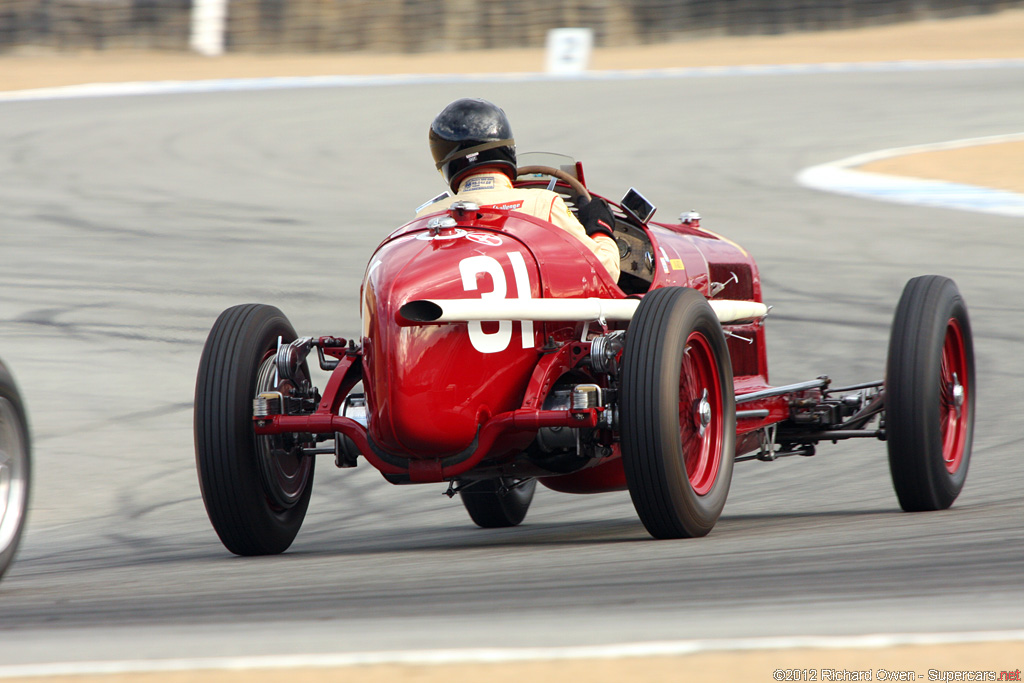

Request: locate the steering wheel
(516, 165), (591, 203)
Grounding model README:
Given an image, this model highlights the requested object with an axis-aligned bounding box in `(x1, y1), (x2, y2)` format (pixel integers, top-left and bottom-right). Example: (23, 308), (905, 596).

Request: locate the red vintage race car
(194, 153), (975, 556)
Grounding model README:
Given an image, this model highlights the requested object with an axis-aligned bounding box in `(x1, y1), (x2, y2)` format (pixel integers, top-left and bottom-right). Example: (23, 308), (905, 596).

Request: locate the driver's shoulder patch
(463, 176), (496, 192)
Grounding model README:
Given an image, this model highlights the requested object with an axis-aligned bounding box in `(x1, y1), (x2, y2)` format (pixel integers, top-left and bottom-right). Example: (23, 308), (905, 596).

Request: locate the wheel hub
(950, 372), (964, 412)
(694, 389), (712, 437)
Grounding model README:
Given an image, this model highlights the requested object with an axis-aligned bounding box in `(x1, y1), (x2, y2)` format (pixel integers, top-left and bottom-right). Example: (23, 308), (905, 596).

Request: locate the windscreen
(517, 152), (579, 180)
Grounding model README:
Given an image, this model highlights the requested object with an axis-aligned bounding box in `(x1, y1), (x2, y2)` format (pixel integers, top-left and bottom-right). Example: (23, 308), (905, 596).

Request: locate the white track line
(0, 58), (1023, 103)
(1, 631), (1023, 678)
(797, 132), (1024, 217)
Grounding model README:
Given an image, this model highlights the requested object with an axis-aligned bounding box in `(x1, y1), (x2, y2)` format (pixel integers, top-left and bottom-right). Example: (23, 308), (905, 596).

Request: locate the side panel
(648, 222), (769, 382)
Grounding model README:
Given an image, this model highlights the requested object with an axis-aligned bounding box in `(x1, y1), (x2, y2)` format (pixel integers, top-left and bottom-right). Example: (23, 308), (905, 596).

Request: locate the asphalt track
(0, 65), (1022, 668)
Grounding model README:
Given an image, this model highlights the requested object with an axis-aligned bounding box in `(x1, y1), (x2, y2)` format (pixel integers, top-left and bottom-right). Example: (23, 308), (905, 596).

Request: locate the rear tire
(460, 478), (536, 528)
(195, 304), (314, 555)
(0, 361), (30, 581)
(620, 287), (735, 539)
(886, 276), (974, 511)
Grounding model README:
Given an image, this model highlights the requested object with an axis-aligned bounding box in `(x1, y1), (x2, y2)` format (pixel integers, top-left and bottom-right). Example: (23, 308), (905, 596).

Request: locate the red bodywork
(256, 186), (796, 490)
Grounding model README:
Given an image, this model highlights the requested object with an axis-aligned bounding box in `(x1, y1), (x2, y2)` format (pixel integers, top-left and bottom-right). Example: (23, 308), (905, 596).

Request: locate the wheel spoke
(679, 332), (721, 496)
(679, 347), (696, 431)
(939, 319), (968, 474)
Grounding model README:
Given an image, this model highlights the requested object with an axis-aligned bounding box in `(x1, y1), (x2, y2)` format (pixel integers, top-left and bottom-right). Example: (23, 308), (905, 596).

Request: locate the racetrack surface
(1, 42), (1023, 679)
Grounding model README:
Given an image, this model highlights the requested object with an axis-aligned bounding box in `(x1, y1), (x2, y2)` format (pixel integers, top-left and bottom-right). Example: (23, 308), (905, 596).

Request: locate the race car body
(195, 154), (974, 555)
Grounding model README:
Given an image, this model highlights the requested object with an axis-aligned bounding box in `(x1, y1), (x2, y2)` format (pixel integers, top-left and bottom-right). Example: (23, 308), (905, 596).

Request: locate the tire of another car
(194, 304), (315, 556)
(886, 275), (974, 512)
(460, 478), (537, 528)
(620, 286), (736, 539)
(0, 360), (30, 581)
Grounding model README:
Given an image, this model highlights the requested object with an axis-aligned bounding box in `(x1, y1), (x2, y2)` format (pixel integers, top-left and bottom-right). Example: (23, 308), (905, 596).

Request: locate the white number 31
(459, 253), (534, 354)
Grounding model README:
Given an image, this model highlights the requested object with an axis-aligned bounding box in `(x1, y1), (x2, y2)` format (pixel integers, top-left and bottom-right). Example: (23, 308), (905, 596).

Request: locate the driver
(417, 98), (620, 282)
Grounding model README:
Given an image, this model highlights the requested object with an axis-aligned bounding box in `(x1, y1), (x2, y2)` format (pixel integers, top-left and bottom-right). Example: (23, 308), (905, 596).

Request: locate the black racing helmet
(429, 98), (517, 192)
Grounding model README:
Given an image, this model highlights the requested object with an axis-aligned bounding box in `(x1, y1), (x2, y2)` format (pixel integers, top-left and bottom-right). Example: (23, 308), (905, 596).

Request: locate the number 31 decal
(459, 253), (534, 354)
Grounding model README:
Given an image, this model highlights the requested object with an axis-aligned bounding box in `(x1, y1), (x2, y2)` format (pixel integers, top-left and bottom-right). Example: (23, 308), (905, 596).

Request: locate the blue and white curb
(797, 133), (1024, 218)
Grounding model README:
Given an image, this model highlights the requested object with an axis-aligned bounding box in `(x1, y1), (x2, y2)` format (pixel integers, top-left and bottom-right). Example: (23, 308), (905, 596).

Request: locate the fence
(1, 0), (1021, 53)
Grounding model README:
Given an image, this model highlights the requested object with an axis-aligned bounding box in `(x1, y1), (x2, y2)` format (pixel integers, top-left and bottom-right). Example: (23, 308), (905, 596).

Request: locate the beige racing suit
(416, 171), (621, 282)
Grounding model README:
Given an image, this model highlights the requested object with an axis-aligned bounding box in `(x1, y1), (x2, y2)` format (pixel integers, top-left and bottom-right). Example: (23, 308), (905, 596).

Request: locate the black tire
(620, 287), (736, 539)
(0, 360), (30, 581)
(460, 478), (536, 528)
(195, 304), (315, 555)
(886, 276), (974, 511)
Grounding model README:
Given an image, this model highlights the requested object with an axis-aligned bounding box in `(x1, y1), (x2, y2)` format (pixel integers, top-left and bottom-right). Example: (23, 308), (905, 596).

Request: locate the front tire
(460, 478), (536, 528)
(195, 304), (315, 555)
(0, 361), (30, 581)
(620, 287), (736, 539)
(886, 276), (974, 511)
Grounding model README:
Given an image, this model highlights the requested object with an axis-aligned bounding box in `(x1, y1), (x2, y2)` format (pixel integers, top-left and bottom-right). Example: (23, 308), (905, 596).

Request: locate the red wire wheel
(621, 287), (736, 539)
(886, 276), (975, 511)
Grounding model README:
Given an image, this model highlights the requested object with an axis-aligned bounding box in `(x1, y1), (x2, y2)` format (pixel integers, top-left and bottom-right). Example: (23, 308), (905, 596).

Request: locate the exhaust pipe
(399, 297), (767, 325)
